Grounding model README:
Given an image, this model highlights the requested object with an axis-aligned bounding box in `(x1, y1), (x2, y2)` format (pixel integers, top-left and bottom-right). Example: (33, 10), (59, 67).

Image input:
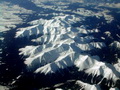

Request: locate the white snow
(85, 62), (120, 86)
(16, 15), (106, 75)
(16, 13), (119, 87)
(0, 85), (9, 90)
(0, 2), (33, 32)
(76, 80), (101, 90)
(110, 41), (120, 50)
(0, 0), (120, 89)
(109, 87), (119, 90)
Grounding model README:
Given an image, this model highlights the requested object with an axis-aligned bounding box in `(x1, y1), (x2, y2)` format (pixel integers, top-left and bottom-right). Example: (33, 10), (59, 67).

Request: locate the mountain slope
(0, 0), (120, 89)
(16, 14), (120, 89)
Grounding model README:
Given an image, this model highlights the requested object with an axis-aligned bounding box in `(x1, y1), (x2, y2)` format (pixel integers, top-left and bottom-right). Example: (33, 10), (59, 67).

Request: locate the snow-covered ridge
(15, 15), (101, 72)
(16, 15), (120, 86)
(0, 0), (120, 89)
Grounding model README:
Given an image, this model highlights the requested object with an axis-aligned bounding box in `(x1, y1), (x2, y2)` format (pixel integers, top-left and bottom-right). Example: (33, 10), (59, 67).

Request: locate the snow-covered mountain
(16, 15), (106, 74)
(0, 0), (120, 90)
(15, 12), (120, 90)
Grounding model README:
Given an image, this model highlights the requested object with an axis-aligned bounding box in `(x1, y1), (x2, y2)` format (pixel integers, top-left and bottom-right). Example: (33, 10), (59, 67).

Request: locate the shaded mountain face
(0, 0), (120, 90)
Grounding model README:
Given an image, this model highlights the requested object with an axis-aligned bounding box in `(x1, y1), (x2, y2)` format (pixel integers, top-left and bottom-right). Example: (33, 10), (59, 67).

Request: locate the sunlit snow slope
(1, 0), (120, 89)
(16, 14), (120, 88)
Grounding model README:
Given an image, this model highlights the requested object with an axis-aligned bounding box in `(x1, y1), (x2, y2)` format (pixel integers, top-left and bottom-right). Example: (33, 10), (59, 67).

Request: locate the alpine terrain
(0, 0), (120, 90)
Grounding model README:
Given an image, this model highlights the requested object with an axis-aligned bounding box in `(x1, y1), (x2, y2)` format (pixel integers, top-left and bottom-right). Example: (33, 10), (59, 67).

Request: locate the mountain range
(0, 0), (120, 90)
